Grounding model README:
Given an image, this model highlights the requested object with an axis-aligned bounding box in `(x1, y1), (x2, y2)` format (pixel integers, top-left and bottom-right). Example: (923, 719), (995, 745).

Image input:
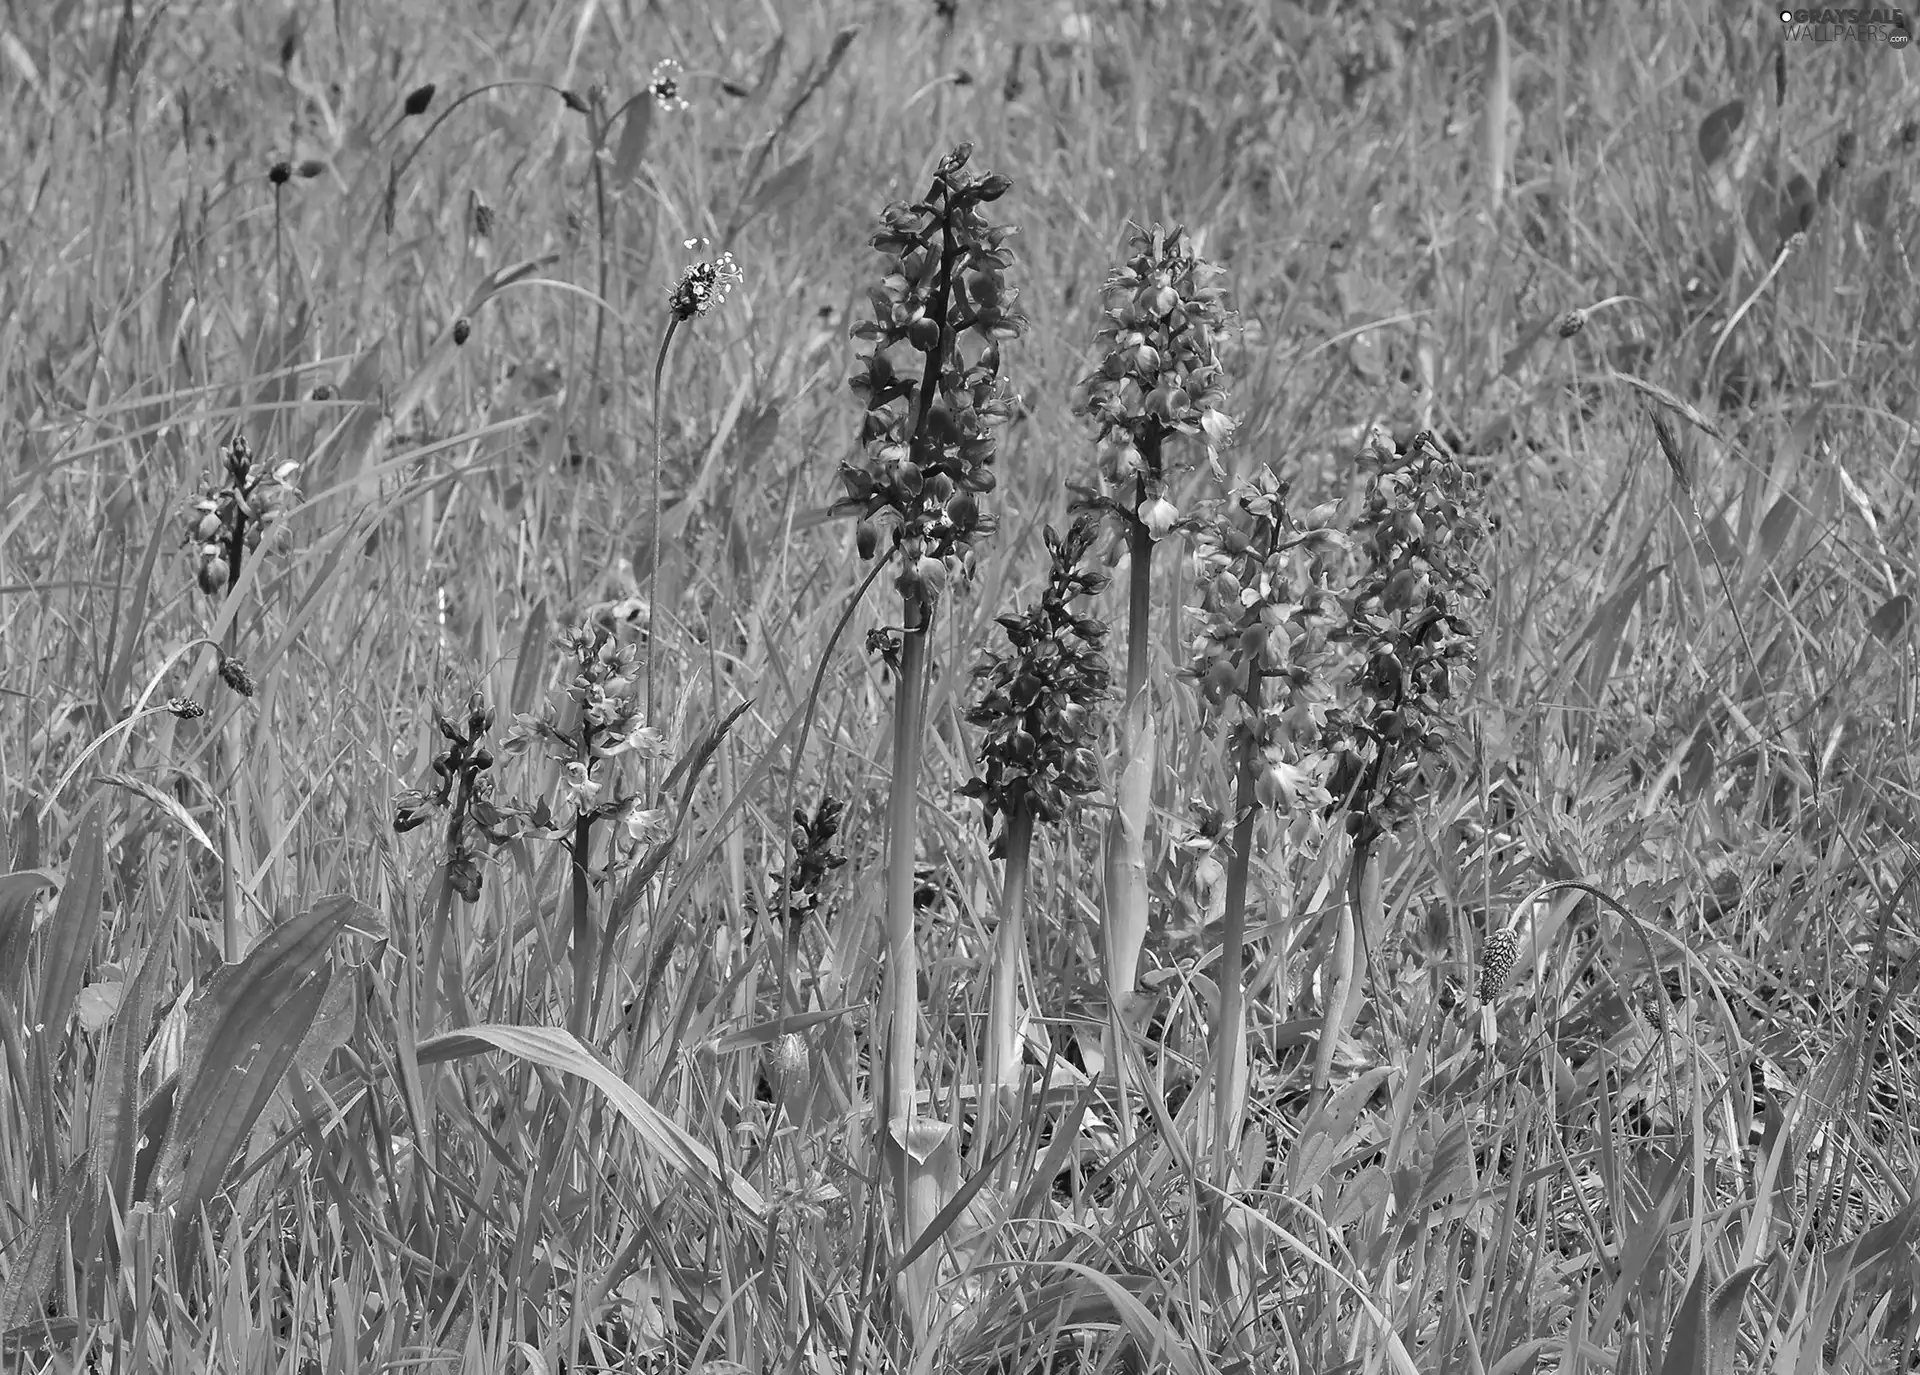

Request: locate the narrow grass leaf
(0, 1152), (91, 1330)
(1702, 1264), (1764, 1375)
(103, 506), (171, 711)
(38, 802), (106, 1036)
(1480, 7), (1510, 218)
(1657, 1259), (1711, 1375)
(414, 1022), (767, 1217)
(0, 870), (54, 1005)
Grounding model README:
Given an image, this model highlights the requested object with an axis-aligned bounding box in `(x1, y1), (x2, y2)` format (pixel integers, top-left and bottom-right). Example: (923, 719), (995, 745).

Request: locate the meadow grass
(2, 1), (1918, 1372)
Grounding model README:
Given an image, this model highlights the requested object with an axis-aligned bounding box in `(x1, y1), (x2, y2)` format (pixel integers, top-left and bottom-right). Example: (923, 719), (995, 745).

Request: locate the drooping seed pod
(1476, 926), (1517, 1003)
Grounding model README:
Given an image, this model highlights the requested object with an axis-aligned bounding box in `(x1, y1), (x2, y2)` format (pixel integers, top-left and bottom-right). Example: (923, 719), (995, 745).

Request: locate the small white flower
(625, 805), (671, 845)
(563, 760), (601, 801)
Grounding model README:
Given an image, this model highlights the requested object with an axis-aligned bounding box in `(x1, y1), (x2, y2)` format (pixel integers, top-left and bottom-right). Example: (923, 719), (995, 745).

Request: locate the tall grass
(2, 3), (1917, 1374)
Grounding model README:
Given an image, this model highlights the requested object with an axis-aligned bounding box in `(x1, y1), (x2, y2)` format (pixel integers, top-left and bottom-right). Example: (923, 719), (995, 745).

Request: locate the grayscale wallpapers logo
(1780, 7), (1912, 42)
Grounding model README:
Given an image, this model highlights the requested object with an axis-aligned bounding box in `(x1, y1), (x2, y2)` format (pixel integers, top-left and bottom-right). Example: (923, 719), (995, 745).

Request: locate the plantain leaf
(149, 895), (371, 1206)
(167, 967), (331, 1259)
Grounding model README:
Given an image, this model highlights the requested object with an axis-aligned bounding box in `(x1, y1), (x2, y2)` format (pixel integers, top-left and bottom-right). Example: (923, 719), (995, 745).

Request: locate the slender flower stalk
(186, 433), (299, 961)
(1071, 224), (1236, 1049)
(648, 241), (742, 775)
(839, 141), (1023, 1311)
(962, 516), (1110, 1151)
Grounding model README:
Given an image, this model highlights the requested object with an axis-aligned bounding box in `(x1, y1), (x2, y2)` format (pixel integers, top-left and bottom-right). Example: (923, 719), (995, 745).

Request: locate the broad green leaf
(167, 968), (331, 1257)
(150, 895), (370, 1204)
(1286, 1066), (1393, 1197)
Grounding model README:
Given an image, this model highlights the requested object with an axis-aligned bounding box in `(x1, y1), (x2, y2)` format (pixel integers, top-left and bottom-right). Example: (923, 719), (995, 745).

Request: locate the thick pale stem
(1312, 834), (1371, 1108)
(884, 608), (930, 1142)
(984, 804), (1036, 1150)
(1106, 432), (1164, 1000)
(1212, 661), (1262, 1182)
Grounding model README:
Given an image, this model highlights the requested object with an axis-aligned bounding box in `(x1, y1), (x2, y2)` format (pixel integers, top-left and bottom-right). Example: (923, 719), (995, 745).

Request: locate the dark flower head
(648, 58), (690, 113)
(217, 651), (256, 698)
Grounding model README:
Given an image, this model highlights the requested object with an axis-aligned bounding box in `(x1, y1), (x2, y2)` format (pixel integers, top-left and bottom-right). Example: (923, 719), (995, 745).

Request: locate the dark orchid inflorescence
(840, 142), (1024, 614)
(772, 795), (848, 938)
(186, 434), (300, 598)
(1183, 466), (1346, 816)
(393, 691), (499, 902)
(962, 515), (1113, 856)
(1070, 223), (1236, 541)
(1322, 432), (1491, 845)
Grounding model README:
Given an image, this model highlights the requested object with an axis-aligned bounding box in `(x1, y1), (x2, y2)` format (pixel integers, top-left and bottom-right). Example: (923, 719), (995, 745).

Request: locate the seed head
(648, 58), (690, 113)
(470, 191), (494, 238)
(218, 651), (257, 698)
(669, 239), (742, 321)
(268, 161), (292, 186)
(403, 82), (437, 117)
(1476, 926), (1517, 1003)
(166, 697), (205, 720)
(1556, 308), (1588, 338)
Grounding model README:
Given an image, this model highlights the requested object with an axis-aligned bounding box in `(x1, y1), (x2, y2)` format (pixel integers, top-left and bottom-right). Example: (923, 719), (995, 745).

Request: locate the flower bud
(855, 519), (879, 560)
(974, 172), (1012, 201)
(197, 556), (229, 596)
(908, 316), (941, 351)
